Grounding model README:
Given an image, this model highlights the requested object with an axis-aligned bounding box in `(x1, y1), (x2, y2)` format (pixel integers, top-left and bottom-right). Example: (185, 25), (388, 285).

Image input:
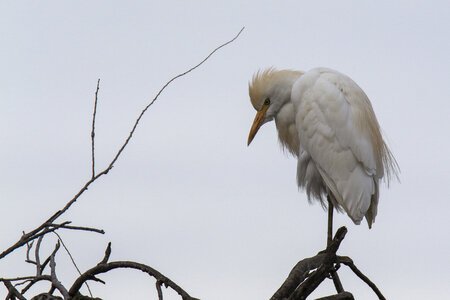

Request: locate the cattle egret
(247, 68), (398, 234)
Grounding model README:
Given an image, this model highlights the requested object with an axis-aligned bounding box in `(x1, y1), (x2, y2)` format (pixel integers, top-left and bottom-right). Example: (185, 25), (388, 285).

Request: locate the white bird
(247, 67), (398, 231)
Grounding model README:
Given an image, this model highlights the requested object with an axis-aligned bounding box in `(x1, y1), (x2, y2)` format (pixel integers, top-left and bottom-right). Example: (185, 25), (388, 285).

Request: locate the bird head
(247, 68), (303, 145)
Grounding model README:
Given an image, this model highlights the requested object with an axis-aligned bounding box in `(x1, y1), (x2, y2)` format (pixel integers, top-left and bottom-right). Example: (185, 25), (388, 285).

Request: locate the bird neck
(269, 71), (303, 156)
(269, 70), (303, 110)
(275, 101), (299, 156)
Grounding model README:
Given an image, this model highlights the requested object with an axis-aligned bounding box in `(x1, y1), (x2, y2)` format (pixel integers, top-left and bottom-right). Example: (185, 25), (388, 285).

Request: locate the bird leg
(327, 195), (333, 248)
(327, 194), (344, 293)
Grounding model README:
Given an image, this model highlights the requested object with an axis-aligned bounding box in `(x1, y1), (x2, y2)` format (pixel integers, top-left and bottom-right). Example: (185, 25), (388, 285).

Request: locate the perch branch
(270, 254), (326, 299)
(270, 227), (347, 300)
(288, 227), (347, 300)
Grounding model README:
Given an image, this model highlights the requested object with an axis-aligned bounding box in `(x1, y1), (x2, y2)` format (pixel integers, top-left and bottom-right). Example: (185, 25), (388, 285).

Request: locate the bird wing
(292, 68), (380, 225)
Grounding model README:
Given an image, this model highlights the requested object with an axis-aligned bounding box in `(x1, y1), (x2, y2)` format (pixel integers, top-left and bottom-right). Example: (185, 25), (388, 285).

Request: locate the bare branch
(25, 240), (36, 265)
(0, 27), (244, 261)
(38, 241), (61, 278)
(8, 243), (63, 295)
(270, 254), (326, 299)
(105, 26), (245, 172)
(54, 233), (93, 297)
(97, 243), (111, 266)
(0, 275), (52, 296)
(35, 235), (44, 276)
(20, 276), (53, 295)
(49, 242), (69, 299)
(289, 227), (347, 300)
(270, 227), (347, 300)
(3, 280), (26, 300)
(69, 261), (199, 300)
(156, 280), (164, 300)
(91, 79), (100, 179)
(1, 276), (39, 282)
(55, 225), (105, 235)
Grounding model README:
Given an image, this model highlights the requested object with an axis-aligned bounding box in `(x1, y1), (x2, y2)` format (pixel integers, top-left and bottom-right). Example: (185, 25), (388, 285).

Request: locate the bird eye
(264, 98), (270, 106)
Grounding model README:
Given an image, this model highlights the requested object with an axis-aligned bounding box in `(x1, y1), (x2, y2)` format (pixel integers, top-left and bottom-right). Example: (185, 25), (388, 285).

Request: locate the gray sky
(1, 1), (449, 299)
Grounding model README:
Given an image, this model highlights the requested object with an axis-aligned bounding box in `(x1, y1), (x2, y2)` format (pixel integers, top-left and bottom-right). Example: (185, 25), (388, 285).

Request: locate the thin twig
(25, 239), (35, 265)
(91, 79), (100, 179)
(56, 224), (105, 234)
(105, 26), (245, 172)
(0, 27), (244, 261)
(54, 232), (93, 297)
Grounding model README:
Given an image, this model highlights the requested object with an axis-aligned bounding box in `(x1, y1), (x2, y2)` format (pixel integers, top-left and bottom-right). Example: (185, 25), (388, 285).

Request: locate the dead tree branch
(69, 261), (198, 300)
(0, 26), (244, 261)
(54, 232), (93, 297)
(270, 225), (386, 300)
(91, 78), (100, 179)
(3, 280), (26, 300)
(49, 243), (69, 299)
(1, 27), (244, 300)
(271, 227), (347, 300)
(68, 243), (200, 300)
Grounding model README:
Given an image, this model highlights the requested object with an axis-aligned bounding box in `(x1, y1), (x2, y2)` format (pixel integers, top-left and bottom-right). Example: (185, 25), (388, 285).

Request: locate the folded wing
(292, 68), (391, 227)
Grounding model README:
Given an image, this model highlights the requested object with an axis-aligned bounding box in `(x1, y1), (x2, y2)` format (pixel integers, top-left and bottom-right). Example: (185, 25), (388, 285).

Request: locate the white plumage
(247, 67), (398, 228)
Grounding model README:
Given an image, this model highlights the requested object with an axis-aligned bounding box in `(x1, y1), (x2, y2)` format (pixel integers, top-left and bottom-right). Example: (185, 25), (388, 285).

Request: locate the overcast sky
(1, 1), (449, 299)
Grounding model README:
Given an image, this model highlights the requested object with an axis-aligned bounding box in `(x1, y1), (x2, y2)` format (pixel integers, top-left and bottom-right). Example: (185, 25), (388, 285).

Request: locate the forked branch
(270, 226), (385, 300)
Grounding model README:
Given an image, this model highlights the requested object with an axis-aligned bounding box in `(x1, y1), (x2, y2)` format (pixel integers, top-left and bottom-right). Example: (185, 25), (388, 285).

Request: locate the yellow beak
(247, 107), (268, 146)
